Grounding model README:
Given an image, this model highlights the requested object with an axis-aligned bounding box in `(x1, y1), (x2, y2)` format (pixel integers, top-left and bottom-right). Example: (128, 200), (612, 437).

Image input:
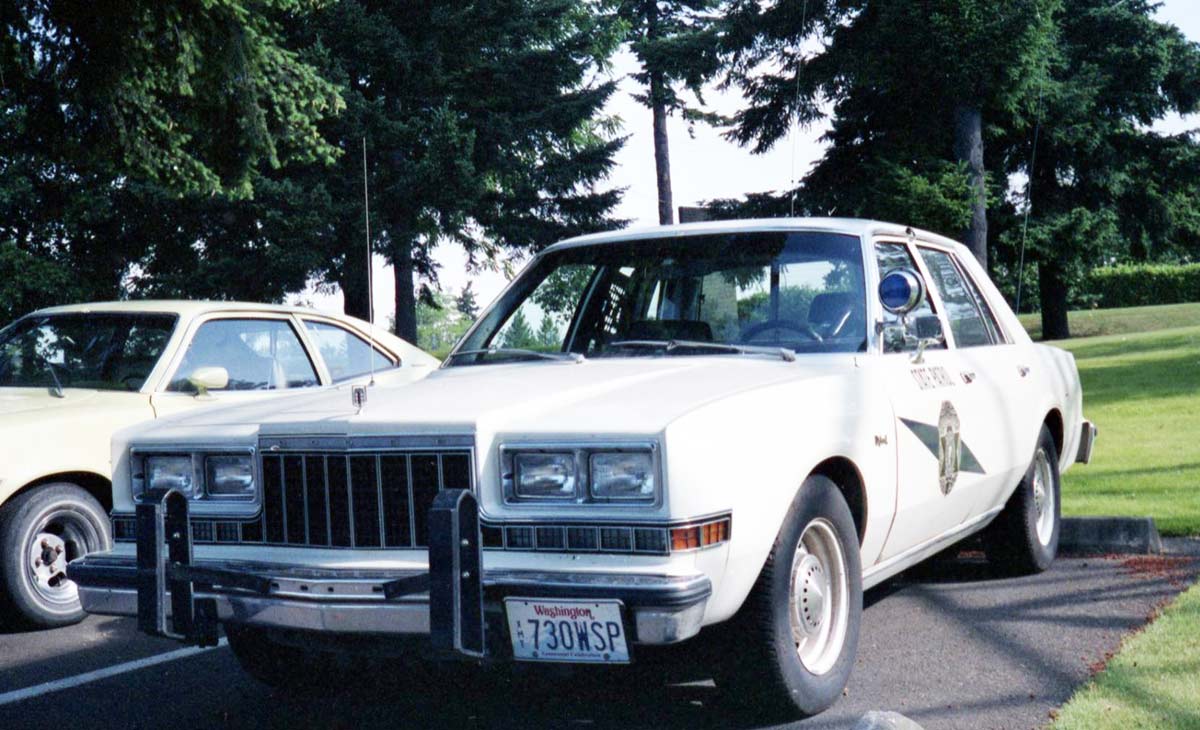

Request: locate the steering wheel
(120, 374), (145, 391)
(740, 319), (823, 344)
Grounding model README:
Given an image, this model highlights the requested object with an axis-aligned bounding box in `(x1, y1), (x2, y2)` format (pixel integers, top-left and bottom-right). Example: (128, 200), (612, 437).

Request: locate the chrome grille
(251, 448), (474, 549)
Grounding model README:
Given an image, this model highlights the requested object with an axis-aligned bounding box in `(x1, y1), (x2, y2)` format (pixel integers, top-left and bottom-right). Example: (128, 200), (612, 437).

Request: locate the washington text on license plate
(504, 598), (630, 663)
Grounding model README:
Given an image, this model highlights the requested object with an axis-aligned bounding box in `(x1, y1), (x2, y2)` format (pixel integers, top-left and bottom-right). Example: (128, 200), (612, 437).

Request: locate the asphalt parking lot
(2, 541), (1197, 730)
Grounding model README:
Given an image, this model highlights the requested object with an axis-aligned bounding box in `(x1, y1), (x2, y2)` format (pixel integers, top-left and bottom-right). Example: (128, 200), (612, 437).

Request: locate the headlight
(590, 452), (656, 502)
(502, 443), (659, 505)
(514, 452), (577, 499)
(133, 449), (259, 516)
(205, 455), (255, 500)
(145, 455), (197, 497)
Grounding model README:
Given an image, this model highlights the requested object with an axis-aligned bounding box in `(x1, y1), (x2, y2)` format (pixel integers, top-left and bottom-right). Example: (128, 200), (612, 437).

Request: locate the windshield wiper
(607, 340), (796, 363)
(446, 348), (585, 365)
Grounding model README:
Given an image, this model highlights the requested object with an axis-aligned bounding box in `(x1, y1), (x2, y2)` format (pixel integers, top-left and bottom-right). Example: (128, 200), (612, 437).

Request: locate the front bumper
(68, 555), (711, 646)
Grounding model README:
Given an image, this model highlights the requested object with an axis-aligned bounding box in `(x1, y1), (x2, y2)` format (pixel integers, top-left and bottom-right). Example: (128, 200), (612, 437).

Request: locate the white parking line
(0, 637), (228, 707)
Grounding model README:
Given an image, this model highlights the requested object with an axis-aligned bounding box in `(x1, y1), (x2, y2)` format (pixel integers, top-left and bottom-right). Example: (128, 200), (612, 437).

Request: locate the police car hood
(126, 355), (856, 443)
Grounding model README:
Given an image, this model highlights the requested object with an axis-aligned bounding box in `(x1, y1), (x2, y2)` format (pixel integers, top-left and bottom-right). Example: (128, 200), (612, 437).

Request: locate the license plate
(504, 598), (630, 663)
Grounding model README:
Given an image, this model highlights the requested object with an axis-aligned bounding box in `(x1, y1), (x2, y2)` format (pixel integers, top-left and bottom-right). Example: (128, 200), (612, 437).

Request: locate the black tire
(714, 475), (862, 720)
(0, 483), (111, 628)
(982, 425), (1061, 575)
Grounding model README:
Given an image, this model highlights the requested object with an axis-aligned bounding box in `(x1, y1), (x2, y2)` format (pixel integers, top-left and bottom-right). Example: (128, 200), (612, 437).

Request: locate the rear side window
(303, 320), (396, 382)
(917, 248), (996, 348)
(956, 262), (1007, 344)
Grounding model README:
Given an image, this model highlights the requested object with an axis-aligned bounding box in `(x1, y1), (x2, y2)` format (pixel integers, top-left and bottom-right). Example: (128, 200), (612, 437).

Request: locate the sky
(294, 1), (1199, 324)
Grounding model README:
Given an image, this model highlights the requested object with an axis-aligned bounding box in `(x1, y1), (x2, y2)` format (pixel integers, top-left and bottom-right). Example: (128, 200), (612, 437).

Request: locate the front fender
(662, 369), (895, 624)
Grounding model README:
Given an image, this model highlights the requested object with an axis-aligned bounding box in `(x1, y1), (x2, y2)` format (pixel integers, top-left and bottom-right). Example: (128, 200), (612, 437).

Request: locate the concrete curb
(853, 711), (925, 730)
(1059, 516), (1162, 555)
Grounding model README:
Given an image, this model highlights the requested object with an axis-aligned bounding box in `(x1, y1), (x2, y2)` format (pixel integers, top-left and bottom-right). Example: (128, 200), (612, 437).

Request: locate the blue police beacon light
(879, 269), (924, 315)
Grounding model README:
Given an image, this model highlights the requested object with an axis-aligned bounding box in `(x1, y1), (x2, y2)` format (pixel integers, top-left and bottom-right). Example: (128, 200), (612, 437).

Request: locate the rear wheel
(982, 425), (1061, 575)
(0, 483), (111, 628)
(714, 475), (862, 719)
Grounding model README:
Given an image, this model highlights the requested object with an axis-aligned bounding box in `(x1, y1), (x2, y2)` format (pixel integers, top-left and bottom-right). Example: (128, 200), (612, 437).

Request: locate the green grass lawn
(1020, 301), (1200, 339)
(1055, 325), (1200, 536)
(1052, 580), (1200, 729)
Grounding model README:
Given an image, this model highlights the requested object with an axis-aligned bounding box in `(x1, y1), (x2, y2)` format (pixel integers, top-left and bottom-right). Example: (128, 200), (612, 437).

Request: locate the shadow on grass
(1065, 462), (1200, 482)
(1064, 328), (1200, 361)
(1079, 353), (1200, 408)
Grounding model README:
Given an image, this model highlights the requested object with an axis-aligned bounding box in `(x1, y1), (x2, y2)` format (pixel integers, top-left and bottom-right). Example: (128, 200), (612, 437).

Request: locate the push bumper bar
(68, 489), (711, 655)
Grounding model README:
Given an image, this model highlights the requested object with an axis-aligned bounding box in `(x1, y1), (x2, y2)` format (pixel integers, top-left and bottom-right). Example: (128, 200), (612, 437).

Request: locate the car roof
(20, 299), (443, 367)
(543, 217), (967, 255)
(29, 300), (336, 318)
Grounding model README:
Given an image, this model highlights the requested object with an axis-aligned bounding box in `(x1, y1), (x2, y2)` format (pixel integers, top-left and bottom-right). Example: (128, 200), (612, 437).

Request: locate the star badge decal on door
(899, 401), (985, 495)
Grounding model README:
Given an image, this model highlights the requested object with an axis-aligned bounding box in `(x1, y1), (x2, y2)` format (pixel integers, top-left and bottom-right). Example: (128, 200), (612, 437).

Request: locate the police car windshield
(450, 231), (868, 365)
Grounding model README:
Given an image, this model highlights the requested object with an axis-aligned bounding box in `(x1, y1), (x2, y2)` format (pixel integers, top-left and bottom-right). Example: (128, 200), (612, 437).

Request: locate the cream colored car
(0, 300), (437, 627)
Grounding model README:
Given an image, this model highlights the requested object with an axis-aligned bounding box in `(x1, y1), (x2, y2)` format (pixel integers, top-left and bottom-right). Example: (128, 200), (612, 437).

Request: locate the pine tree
(285, 1), (626, 341)
(502, 310), (539, 350)
(456, 283), (481, 320)
(719, 0), (1200, 340)
(0, 0), (342, 315)
(996, 0), (1200, 338)
(722, 0), (1057, 266)
(536, 314), (562, 350)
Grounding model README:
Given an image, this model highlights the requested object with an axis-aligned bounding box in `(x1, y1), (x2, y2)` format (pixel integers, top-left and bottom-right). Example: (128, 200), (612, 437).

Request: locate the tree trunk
(651, 80), (674, 226)
(1038, 257), (1070, 341)
(646, 7), (673, 226)
(392, 241), (418, 344)
(340, 246), (372, 322)
(953, 105), (987, 268)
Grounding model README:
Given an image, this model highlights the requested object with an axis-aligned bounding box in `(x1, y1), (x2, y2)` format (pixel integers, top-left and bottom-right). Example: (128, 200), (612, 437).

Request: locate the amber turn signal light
(670, 517), (731, 552)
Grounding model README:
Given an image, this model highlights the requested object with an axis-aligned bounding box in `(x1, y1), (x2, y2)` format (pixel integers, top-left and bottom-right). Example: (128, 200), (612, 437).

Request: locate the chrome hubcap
(795, 553), (826, 635)
(28, 532), (73, 601)
(23, 508), (101, 609)
(790, 518), (849, 675)
(1032, 448), (1056, 546)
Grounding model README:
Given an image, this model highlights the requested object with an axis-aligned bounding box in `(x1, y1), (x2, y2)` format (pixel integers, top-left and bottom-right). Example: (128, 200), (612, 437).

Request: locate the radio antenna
(362, 137), (376, 386)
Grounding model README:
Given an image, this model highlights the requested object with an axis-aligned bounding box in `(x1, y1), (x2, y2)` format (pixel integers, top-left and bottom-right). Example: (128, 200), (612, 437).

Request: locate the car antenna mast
(362, 136), (376, 387)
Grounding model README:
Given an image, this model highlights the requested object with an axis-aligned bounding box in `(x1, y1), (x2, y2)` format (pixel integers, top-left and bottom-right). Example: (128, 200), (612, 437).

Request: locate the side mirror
(911, 315), (946, 364)
(914, 315), (943, 340)
(878, 269), (925, 315)
(187, 366), (229, 397)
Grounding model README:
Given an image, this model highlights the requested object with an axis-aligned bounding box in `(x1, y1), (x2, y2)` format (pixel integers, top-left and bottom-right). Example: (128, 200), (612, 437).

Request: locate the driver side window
(875, 242), (943, 353)
(168, 318), (319, 392)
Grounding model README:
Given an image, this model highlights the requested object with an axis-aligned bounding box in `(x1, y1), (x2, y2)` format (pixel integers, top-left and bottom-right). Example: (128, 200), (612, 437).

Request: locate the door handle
(960, 371), (976, 384)
(1018, 365), (1031, 378)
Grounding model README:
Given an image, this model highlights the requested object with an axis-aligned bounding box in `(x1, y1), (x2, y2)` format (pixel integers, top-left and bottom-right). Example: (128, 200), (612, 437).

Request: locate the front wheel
(714, 475), (862, 719)
(982, 425), (1061, 574)
(0, 483), (111, 628)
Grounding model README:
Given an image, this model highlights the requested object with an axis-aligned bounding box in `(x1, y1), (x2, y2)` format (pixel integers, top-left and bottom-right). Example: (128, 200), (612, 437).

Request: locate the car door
(870, 239), (982, 560)
(915, 246), (1033, 514)
(149, 314), (323, 418)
